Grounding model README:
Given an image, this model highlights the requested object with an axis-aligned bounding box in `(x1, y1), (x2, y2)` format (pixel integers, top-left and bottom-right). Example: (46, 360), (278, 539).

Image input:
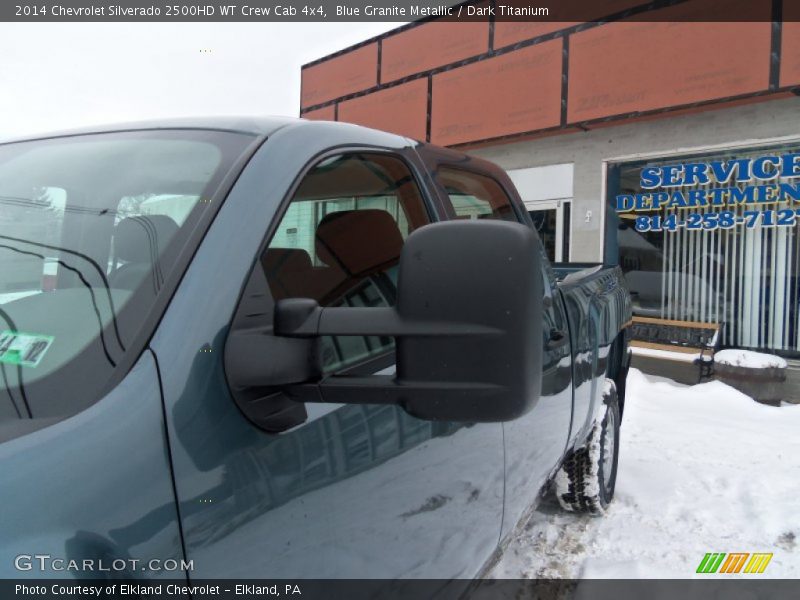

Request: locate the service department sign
(615, 153), (800, 233)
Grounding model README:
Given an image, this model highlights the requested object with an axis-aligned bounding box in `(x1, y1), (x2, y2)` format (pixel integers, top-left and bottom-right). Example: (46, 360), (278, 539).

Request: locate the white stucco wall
(471, 96), (800, 262)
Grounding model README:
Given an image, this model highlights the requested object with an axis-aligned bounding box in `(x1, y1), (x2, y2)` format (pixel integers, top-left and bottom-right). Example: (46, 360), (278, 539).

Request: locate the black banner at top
(1, 0), (794, 22)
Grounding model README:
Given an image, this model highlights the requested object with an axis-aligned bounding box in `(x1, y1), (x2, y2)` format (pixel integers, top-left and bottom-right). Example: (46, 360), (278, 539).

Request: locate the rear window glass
(437, 167), (518, 222)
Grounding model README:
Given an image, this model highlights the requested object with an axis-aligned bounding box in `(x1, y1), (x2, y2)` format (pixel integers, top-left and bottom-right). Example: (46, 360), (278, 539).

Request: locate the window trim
(231, 146), (439, 379)
(260, 146), (439, 255)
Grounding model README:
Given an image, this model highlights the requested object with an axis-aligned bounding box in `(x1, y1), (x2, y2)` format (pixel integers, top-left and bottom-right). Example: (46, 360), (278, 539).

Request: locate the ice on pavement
(490, 368), (800, 579)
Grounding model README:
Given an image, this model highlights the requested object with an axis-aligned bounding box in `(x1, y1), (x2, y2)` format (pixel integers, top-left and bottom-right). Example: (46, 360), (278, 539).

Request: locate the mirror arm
(285, 375), (505, 408)
(275, 298), (501, 339)
(265, 221), (545, 423)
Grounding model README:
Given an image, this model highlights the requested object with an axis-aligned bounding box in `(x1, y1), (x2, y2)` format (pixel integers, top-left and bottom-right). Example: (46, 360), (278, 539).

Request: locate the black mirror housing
(275, 220), (544, 423)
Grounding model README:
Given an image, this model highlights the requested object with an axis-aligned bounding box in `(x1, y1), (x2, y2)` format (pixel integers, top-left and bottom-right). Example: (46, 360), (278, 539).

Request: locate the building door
(507, 164), (574, 263)
(526, 199), (572, 263)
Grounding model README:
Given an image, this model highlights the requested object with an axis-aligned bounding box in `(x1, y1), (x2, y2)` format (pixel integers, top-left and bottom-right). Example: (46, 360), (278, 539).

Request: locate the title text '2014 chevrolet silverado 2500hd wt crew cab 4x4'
(0, 118), (631, 581)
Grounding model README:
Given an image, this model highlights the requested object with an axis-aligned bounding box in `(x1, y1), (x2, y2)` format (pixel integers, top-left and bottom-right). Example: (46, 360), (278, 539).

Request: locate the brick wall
(300, 0), (797, 147)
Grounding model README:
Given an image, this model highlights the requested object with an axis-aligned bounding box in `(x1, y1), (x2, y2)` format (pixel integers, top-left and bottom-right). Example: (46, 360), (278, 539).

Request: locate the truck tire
(554, 378), (620, 515)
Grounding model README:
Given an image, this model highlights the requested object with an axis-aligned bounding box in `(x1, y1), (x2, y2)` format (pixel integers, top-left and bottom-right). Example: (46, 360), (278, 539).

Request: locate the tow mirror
(274, 220), (544, 423)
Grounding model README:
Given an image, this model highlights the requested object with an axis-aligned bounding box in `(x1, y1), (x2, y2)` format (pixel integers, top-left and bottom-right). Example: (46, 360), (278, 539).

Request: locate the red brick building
(299, 0), (800, 369)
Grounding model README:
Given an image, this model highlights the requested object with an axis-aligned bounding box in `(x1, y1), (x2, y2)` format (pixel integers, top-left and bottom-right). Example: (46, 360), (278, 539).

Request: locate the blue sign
(616, 153), (800, 232)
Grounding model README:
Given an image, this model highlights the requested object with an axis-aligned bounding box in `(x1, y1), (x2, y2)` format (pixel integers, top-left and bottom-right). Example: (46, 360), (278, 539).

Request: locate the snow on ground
(715, 349), (788, 369)
(490, 368), (800, 579)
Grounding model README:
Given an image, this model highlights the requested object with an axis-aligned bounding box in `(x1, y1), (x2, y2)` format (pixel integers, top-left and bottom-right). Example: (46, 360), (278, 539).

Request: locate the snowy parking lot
(491, 369), (800, 579)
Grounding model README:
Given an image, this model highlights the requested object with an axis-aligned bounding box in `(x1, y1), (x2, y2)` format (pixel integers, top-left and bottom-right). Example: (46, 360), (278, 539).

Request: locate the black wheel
(554, 378), (620, 515)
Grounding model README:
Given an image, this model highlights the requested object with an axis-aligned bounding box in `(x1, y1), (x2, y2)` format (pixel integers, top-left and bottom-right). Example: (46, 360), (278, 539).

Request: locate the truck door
(420, 153), (573, 540)
(155, 147), (505, 579)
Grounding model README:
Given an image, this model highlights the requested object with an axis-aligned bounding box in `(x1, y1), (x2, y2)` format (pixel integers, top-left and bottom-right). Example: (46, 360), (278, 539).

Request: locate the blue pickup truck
(0, 118), (631, 581)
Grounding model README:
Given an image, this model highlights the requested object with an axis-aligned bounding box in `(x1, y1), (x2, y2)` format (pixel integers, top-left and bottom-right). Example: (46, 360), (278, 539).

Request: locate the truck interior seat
(109, 215), (179, 291)
(315, 210), (403, 278)
(262, 248), (315, 300)
(314, 209), (403, 305)
(263, 210), (404, 305)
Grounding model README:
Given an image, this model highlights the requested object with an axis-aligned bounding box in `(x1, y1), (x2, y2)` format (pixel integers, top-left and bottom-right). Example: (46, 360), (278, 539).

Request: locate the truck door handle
(546, 329), (568, 350)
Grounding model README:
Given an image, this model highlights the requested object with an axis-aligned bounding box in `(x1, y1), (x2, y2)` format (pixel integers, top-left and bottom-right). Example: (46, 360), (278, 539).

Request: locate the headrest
(114, 215), (179, 264)
(262, 248), (313, 276)
(315, 210), (403, 276)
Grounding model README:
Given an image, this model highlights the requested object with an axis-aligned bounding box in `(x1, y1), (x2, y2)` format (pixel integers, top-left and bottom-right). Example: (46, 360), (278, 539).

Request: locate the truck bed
(553, 262), (606, 285)
(553, 262), (632, 442)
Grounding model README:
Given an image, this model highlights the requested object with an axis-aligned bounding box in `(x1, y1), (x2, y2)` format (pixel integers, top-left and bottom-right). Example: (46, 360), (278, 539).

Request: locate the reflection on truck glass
(529, 208), (557, 262)
(437, 167), (517, 222)
(608, 143), (800, 354)
(262, 153), (430, 373)
(0, 130), (255, 420)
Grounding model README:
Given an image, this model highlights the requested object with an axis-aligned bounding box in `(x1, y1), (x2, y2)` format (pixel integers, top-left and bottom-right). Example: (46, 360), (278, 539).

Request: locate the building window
(507, 164), (574, 263)
(607, 144), (800, 355)
(527, 200), (571, 263)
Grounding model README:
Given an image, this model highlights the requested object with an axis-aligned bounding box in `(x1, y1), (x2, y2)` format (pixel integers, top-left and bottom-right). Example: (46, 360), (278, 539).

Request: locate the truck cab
(0, 118), (630, 581)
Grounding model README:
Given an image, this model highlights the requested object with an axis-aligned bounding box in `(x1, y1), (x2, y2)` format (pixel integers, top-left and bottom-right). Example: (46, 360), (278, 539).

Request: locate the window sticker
(0, 330), (54, 368)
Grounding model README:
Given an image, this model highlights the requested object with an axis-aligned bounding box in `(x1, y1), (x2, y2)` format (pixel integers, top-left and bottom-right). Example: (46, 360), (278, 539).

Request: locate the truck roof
(0, 116), (363, 144)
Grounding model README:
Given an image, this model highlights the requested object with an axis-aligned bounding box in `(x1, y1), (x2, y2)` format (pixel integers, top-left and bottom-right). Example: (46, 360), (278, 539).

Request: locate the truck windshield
(0, 129), (255, 421)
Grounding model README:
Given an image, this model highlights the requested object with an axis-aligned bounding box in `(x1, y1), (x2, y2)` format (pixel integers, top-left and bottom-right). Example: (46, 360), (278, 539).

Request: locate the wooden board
(631, 316), (720, 330)
(630, 341), (703, 355)
(338, 78), (428, 141)
(567, 0), (771, 123)
(302, 43), (378, 108)
(431, 40), (562, 146)
(381, 20), (489, 82)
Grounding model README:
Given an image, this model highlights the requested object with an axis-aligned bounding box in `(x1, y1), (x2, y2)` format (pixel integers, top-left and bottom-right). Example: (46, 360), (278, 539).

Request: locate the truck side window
(262, 153), (430, 373)
(437, 166), (559, 322)
(436, 167), (517, 222)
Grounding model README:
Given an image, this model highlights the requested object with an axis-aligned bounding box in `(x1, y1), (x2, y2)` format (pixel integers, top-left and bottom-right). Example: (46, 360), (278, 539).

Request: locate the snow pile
(491, 368), (800, 579)
(715, 349), (788, 370)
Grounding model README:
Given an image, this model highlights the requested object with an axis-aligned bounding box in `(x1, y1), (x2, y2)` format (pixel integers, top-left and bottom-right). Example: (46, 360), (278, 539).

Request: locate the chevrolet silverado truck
(0, 118), (631, 581)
